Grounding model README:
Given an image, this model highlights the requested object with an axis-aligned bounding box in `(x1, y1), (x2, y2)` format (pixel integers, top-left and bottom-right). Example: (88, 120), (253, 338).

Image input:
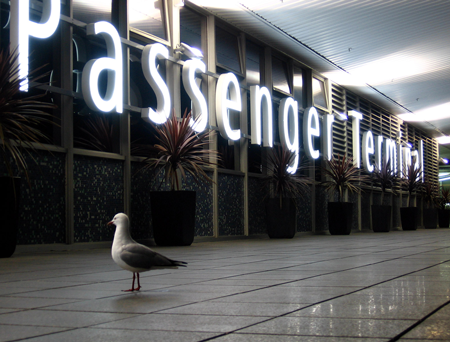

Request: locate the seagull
(108, 213), (187, 292)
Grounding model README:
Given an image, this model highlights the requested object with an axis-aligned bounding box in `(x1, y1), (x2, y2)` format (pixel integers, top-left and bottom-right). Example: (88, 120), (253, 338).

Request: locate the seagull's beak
(107, 221), (114, 226)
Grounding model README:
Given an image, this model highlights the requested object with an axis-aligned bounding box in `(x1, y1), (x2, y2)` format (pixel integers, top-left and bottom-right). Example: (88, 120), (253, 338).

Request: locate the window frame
(129, 0), (171, 47)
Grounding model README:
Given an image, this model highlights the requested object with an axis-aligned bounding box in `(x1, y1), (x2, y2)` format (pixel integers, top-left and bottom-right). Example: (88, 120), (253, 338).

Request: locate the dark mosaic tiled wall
(184, 172), (214, 236)
(218, 173), (244, 236)
(130, 162), (213, 239)
(315, 186), (329, 232)
(349, 192), (359, 231)
(296, 191), (312, 232)
(73, 156), (123, 242)
(0, 151), (66, 244)
(248, 176), (268, 235)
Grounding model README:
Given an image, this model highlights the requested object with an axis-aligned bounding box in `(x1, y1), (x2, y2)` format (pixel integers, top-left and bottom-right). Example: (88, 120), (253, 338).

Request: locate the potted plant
(321, 154), (370, 235)
(400, 158), (423, 231)
(140, 110), (220, 246)
(422, 179), (439, 229)
(437, 186), (450, 228)
(0, 48), (56, 258)
(371, 160), (396, 232)
(261, 145), (311, 238)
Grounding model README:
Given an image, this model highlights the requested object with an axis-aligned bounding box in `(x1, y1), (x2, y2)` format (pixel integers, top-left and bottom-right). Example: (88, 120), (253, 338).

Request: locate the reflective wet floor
(1, 229), (450, 341)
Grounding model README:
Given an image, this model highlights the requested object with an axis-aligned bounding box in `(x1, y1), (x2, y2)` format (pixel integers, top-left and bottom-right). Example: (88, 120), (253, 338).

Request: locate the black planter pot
(423, 208), (438, 229)
(328, 202), (353, 235)
(150, 191), (196, 246)
(371, 205), (391, 232)
(438, 209), (450, 228)
(0, 177), (21, 258)
(266, 198), (296, 239)
(400, 207), (418, 231)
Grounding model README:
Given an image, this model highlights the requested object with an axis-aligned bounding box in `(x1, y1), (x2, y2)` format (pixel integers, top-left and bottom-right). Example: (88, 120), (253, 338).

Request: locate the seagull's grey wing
(121, 243), (181, 269)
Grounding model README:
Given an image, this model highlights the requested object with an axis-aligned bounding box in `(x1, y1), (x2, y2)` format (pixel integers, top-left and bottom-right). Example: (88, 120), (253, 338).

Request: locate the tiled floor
(1, 229), (450, 341)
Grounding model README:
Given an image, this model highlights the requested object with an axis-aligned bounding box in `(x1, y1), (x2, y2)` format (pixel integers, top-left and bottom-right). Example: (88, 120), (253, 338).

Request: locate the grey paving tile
(160, 301), (305, 317)
(1, 230), (450, 341)
(200, 279), (287, 286)
(239, 316), (413, 338)
(0, 296), (81, 309)
(0, 308), (22, 315)
(212, 333), (389, 342)
(95, 313), (267, 333)
(46, 292), (202, 314)
(321, 293), (450, 308)
(0, 309), (137, 328)
(208, 288), (341, 305)
(402, 320), (450, 340)
(356, 286), (450, 297)
(11, 288), (124, 300)
(0, 324), (70, 342)
(22, 327), (219, 342)
(288, 301), (439, 320)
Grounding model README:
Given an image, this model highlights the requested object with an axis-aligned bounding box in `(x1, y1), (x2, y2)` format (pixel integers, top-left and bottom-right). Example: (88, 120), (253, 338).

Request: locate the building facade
(1, 0), (439, 245)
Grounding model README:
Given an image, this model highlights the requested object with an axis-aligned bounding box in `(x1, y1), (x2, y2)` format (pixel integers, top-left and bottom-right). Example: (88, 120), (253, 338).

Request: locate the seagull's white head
(108, 213), (129, 228)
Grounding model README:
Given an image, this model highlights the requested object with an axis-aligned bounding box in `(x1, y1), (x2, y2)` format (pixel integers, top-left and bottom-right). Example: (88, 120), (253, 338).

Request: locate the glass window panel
(73, 0), (111, 23)
(313, 77), (328, 109)
(246, 40), (261, 87)
(216, 26), (241, 73)
(129, 0), (167, 41)
(180, 7), (202, 62)
(293, 66), (303, 108)
(272, 57), (290, 94)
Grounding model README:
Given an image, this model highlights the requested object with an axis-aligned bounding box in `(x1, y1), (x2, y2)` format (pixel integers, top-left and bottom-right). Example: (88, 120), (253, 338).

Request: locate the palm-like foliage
(261, 144), (311, 208)
(439, 186), (450, 210)
(75, 113), (114, 152)
(0, 47), (57, 182)
(141, 110), (220, 191)
(422, 179), (439, 209)
(401, 157), (423, 207)
(372, 159), (397, 204)
(321, 154), (370, 202)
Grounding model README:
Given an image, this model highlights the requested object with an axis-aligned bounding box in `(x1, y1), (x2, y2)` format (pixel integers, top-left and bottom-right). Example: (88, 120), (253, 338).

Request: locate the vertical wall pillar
(167, 0), (181, 118)
(239, 33), (249, 236)
(303, 69), (316, 232)
(59, 3), (74, 244)
(205, 15), (219, 237)
(112, 0), (131, 215)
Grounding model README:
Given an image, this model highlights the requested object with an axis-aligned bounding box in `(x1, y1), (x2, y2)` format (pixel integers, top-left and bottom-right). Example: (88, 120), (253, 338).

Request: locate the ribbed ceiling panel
(191, 0), (450, 139)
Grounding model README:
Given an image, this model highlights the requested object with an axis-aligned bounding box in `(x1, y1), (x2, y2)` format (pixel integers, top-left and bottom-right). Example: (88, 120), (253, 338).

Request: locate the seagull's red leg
(123, 272), (136, 292)
(135, 273), (141, 291)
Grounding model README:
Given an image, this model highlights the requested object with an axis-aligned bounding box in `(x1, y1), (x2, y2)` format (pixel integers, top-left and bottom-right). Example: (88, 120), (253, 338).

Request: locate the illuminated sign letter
(384, 139), (397, 174)
(397, 134), (403, 178)
(303, 106), (320, 160)
(418, 140), (424, 181)
(142, 43), (171, 124)
(279, 98), (299, 173)
(10, 0), (61, 91)
(322, 114), (334, 161)
(82, 21), (123, 113)
(250, 86), (273, 147)
(362, 131), (374, 172)
(374, 135), (383, 169)
(402, 145), (411, 178)
(349, 110), (362, 168)
(182, 59), (207, 132)
(216, 73), (241, 141)
(411, 150), (420, 171)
